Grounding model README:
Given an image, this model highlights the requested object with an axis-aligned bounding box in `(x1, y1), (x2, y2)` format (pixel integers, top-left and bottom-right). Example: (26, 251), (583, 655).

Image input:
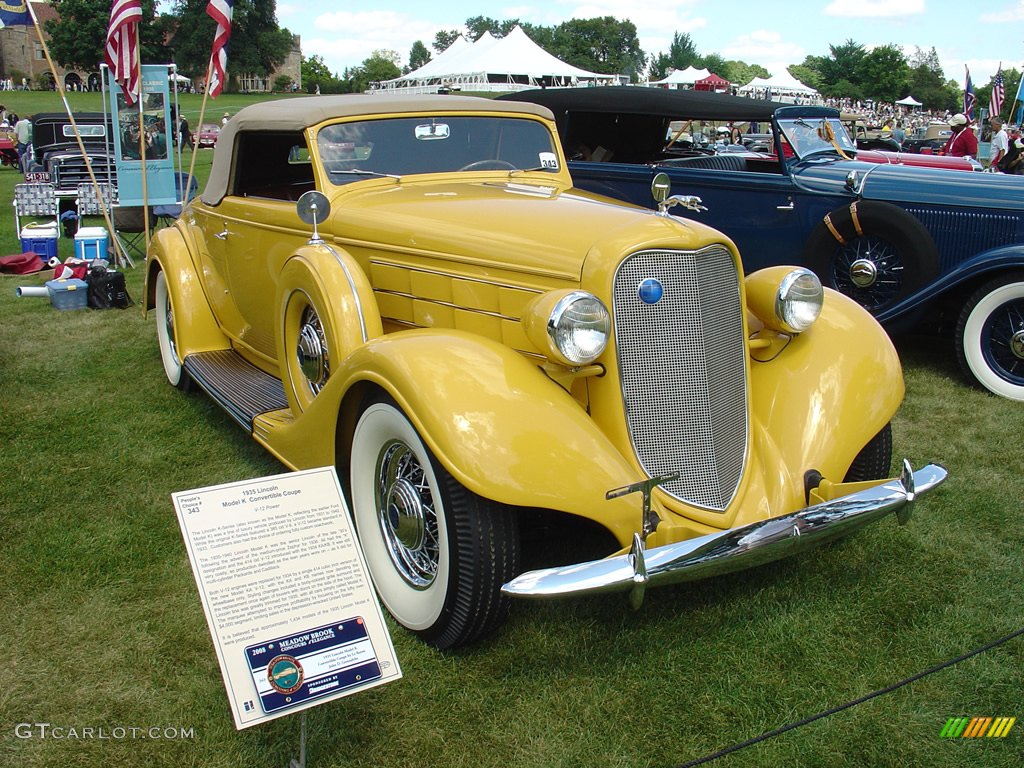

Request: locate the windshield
(777, 116), (856, 160)
(317, 116), (560, 184)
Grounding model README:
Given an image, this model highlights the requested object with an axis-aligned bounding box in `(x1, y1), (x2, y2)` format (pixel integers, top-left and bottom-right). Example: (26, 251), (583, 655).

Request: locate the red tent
(694, 73), (731, 92)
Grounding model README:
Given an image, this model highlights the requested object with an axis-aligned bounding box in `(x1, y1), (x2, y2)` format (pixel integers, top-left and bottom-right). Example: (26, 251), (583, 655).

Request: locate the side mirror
(296, 190), (331, 245)
(651, 172), (671, 204)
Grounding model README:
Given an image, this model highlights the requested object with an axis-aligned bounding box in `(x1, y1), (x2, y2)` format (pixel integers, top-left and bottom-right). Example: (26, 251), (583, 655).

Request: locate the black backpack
(86, 265), (134, 309)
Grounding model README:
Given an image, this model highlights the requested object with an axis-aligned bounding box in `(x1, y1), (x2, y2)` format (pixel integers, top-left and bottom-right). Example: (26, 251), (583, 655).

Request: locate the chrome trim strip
(368, 260), (546, 294)
(322, 243), (369, 343)
(373, 288), (522, 322)
(501, 462), (947, 600)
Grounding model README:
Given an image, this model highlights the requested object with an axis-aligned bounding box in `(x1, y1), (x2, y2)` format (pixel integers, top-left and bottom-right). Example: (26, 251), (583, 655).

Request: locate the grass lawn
(0, 92), (1022, 768)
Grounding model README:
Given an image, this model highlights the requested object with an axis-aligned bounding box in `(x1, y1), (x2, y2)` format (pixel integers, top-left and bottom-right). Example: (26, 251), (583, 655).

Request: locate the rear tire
(955, 273), (1024, 401)
(350, 397), (519, 649)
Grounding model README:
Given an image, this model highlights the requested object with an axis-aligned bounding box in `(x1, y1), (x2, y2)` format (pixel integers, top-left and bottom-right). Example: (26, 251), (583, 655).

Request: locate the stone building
(0, 1), (301, 93)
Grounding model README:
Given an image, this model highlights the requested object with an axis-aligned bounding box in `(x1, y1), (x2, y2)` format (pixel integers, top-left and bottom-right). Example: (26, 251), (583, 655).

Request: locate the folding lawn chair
(154, 172), (199, 228)
(13, 182), (60, 236)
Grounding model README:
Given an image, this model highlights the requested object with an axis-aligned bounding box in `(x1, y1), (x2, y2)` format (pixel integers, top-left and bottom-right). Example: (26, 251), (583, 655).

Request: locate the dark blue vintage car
(500, 87), (1024, 401)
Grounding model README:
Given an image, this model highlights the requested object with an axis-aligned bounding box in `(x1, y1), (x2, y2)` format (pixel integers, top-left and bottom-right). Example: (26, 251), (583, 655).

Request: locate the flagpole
(25, 2), (126, 267)
(184, 54), (216, 215)
(135, 24), (151, 258)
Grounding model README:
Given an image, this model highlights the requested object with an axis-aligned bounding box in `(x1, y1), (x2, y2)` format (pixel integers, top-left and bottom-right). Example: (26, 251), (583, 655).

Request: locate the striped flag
(964, 66), (976, 121)
(990, 66), (1005, 119)
(105, 0), (143, 105)
(0, 0), (30, 27)
(206, 0), (235, 98)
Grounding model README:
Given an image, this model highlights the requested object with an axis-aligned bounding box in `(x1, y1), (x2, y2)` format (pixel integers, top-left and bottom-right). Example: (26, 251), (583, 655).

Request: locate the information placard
(172, 467), (401, 729)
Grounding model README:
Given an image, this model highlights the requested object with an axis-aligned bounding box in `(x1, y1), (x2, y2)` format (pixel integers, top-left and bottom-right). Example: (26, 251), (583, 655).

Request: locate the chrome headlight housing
(775, 268), (823, 333)
(523, 290), (610, 365)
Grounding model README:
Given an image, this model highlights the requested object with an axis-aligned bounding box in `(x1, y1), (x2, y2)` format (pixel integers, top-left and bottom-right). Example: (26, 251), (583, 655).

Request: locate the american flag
(964, 66), (976, 121)
(990, 66), (1005, 119)
(105, 0), (143, 105)
(206, 0), (235, 98)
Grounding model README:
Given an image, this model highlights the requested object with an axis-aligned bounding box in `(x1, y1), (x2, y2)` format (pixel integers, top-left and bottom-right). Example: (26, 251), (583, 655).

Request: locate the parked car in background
(194, 122), (219, 148)
(145, 94), (944, 649)
(28, 112), (117, 195)
(502, 86), (1024, 400)
(903, 121), (953, 154)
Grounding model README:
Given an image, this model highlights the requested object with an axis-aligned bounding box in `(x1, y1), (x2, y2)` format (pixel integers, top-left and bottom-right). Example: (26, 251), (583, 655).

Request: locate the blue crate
(46, 278), (88, 311)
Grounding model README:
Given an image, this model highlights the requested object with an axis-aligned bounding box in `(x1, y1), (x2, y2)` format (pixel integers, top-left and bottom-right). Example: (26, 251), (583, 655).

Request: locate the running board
(183, 350), (289, 431)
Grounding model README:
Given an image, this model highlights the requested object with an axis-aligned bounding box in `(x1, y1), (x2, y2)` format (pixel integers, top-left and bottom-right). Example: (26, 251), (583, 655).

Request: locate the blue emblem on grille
(638, 278), (664, 305)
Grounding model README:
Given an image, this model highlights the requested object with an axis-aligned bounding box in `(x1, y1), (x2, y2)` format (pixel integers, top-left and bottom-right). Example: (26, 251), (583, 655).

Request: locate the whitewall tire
(349, 397), (518, 649)
(956, 274), (1024, 401)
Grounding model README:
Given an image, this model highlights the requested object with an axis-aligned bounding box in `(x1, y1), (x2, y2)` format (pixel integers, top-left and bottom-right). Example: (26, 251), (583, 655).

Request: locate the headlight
(523, 290), (610, 365)
(775, 268), (823, 333)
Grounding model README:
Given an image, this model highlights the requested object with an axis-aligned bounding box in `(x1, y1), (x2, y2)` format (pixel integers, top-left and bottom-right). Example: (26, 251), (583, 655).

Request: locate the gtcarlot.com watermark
(14, 723), (194, 740)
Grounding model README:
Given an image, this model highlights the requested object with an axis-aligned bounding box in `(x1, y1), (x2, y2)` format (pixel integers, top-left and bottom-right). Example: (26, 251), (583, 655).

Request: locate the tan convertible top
(201, 94), (556, 205)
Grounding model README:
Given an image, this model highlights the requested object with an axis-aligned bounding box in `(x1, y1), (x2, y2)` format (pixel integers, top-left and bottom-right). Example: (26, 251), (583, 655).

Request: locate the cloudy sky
(275, 0), (1024, 87)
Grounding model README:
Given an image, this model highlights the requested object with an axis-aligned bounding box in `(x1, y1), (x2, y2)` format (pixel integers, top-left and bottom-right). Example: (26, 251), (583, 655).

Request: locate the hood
(793, 158), (1024, 212)
(325, 178), (732, 282)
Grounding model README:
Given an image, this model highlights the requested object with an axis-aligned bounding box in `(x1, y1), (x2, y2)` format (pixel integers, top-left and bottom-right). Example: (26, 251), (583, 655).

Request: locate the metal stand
(287, 711), (307, 768)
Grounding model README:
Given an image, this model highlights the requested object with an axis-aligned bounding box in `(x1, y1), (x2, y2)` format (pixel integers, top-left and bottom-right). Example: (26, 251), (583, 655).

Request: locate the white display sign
(172, 467), (401, 730)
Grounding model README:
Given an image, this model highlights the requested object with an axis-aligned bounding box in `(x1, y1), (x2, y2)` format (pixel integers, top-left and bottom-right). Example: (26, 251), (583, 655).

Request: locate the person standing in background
(942, 113), (979, 158)
(14, 113), (31, 172)
(988, 116), (1008, 171)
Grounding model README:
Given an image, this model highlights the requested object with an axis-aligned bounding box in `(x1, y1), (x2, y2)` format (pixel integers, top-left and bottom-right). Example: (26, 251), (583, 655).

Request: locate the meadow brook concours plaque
(172, 467), (401, 729)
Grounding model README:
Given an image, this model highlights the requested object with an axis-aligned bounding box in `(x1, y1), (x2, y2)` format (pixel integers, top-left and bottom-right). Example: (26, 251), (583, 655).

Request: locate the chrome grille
(613, 247), (748, 511)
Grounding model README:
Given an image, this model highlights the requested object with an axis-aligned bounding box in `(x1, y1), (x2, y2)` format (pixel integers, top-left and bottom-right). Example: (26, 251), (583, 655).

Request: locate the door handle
(214, 224), (229, 240)
(776, 200), (794, 211)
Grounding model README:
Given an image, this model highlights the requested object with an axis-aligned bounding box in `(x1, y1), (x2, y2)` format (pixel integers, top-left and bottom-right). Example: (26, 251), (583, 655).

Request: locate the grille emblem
(638, 278), (664, 304)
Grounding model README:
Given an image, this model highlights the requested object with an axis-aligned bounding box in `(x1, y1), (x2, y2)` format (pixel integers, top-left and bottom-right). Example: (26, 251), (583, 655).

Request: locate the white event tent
(649, 66), (710, 88)
(373, 26), (616, 94)
(738, 72), (820, 103)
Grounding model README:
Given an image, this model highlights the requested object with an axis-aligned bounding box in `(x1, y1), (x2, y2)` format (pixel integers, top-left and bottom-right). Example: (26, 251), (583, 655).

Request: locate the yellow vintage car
(145, 95), (946, 650)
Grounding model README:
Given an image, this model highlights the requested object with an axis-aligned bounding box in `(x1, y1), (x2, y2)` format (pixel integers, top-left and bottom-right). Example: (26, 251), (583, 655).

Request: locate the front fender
(144, 224), (228, 357)
(746, 267), (904, 482)
(334, 329), (642, 535)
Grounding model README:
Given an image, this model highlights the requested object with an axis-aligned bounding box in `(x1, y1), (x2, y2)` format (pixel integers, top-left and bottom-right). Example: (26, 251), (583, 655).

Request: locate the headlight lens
(775, 268), (823, 333)
(547, 291), (610, 365)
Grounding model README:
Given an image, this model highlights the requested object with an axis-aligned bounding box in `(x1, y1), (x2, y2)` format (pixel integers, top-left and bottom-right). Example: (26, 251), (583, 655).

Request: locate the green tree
(46, 0), (168, 72)
(344, 50), (401, 93)
(407, 41), (431, 73)
(700, 53), (727, 78)
(906, 47), (957, 112)
(649, 32), (699, 79)
(464, 16), (519, 40)
(551, 17), (643, 76)
(301, 54), (336, 93)
(169, 0), (294, 87)
(433, 30), (460, 54)
(858, 45), (910, 103)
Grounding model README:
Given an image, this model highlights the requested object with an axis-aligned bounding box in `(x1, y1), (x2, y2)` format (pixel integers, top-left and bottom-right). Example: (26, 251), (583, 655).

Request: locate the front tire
(154, 270), (191, 391)
(844, 422), (893, 482)
(955, 273), (1024, 401)
(350, 398), (519, 650)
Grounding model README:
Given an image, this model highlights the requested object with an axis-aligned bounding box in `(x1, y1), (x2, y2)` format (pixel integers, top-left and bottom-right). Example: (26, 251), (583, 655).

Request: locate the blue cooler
(74, 226), (110, 261)
(20, 224), (59, 261)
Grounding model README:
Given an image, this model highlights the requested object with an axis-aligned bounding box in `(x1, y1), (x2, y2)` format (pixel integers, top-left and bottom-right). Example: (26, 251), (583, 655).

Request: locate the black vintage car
(29, 112), (118, 195)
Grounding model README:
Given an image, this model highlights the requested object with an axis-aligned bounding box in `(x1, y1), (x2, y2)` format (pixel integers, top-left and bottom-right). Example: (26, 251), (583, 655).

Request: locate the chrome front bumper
(502, 461), (947, 606)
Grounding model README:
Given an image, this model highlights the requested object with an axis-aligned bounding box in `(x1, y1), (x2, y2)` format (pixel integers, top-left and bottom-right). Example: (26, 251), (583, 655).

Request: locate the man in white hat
(942, 113), (978, 159)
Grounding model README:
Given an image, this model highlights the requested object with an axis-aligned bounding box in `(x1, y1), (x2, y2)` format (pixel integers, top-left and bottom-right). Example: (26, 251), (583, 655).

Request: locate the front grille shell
(612, 246), (749, 511)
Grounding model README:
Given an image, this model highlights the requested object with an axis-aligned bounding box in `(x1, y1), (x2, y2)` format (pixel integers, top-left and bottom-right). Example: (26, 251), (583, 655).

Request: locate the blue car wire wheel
(957, 272), (1024, 400)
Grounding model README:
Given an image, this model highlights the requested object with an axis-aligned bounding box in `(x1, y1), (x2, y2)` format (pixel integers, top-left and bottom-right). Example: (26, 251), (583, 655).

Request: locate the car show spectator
(14, 113), (31, 172)
(988, 116), (1008, 170)
(942, 113), (978, 159)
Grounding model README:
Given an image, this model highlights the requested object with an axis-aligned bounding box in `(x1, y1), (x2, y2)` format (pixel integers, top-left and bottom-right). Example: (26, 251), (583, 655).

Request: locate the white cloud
(719, 30), (806, 75)
(824, 0), (925, 17)
(980, 1), (1024, 23)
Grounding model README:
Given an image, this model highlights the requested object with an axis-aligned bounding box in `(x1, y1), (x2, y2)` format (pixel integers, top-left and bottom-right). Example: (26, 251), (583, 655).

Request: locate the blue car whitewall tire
(956, 273), (1024, 401)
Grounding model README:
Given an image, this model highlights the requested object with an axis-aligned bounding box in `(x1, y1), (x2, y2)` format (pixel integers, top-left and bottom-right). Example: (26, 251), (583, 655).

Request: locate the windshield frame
(777, 115), (857, 162)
